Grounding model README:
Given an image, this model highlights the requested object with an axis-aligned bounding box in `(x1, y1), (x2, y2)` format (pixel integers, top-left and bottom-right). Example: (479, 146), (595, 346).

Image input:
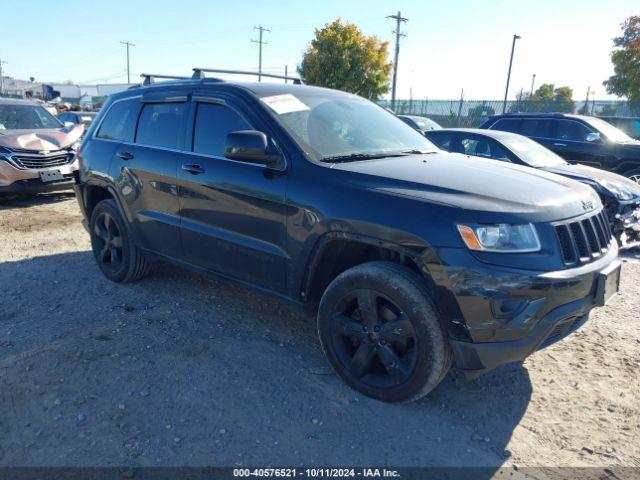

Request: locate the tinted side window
(426, 131), (453, 150)
(554, 120), (592, 142)
(461, 137), (489, 157)
(193, 103), (252, 156)
(96, 98), (140, 142)
(520, 119), (551, 138)
(491, 118), (521, 133)
(136, 102), (187, 149)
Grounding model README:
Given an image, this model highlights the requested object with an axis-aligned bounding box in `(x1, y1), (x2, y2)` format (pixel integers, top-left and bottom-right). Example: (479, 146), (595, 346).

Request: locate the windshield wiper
(320, 152), (409, 163)
(400, 149), (438, 154)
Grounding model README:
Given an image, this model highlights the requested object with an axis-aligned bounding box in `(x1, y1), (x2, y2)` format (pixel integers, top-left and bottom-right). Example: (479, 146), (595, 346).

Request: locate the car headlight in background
(457, 223), (541, 253)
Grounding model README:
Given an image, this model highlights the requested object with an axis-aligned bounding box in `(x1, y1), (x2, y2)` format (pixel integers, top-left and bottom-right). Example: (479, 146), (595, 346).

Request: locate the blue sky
(1, 0), (637, 100)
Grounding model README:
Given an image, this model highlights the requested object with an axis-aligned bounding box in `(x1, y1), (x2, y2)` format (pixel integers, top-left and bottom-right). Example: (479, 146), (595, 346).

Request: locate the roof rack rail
(191, 68), (303, 85)
(140, 73), (190, 86)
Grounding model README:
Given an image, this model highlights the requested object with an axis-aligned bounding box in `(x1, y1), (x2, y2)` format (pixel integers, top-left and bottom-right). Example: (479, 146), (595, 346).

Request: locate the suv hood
(0, 125), (84, 152)
(331, 152), (601, 221)
(543, 163), (640, 203)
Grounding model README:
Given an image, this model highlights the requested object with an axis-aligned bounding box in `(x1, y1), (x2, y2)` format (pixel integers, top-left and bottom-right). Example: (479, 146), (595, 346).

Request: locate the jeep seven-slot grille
(11, 152), (73, 170)
(554, 210), (612, 265)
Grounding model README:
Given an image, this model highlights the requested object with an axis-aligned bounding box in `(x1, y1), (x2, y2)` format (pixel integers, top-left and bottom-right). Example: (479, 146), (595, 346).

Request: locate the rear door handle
(553, 142), (567, 147)
(117, 152), (134, 160)
(181, 163), (205, 175)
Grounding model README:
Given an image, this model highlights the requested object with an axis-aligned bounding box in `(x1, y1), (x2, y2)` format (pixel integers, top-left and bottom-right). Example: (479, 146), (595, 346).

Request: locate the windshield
(258, 91), (438, 161)
(582, 116), (634, 143)
(0, 104), (62, 130)
(500, 134), (567, 167)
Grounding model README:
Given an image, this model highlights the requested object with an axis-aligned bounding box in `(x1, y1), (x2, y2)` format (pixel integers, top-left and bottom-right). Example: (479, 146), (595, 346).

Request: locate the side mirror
(586, 132), (601, 143)
(224, 130), (283, 169)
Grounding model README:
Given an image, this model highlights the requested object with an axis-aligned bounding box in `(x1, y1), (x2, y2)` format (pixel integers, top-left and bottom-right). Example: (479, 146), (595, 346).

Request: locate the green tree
(527, 83), (575, 112)
(298, 19), (392, 99)
(604, 16), (640, 101)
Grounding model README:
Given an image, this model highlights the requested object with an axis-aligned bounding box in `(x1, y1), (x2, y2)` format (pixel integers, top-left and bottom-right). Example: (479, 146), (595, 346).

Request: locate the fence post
(456, 88), (464, 127)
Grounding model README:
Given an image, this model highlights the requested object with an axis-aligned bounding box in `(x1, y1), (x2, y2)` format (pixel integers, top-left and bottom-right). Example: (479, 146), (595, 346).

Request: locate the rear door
(108, 94), (188, 258)
(177, 94), (288, 293)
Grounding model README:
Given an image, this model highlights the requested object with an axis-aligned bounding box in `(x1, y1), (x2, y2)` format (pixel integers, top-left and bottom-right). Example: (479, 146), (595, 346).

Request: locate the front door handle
(117, 152), (134, 160)
(182, 163), (205, 175)
(553, 142), (567, 147)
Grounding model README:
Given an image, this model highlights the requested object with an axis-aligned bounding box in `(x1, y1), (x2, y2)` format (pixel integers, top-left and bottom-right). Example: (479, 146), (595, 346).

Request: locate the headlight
(457, 223), (541, 253)
(598, 179), (638, 201)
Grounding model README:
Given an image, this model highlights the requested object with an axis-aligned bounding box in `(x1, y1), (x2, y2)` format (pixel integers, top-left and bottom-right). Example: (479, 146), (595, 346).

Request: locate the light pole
(502, 34), (521, 114)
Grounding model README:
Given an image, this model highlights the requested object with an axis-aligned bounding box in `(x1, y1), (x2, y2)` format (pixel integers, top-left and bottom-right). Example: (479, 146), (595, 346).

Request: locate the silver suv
(0, 98), (82, 196)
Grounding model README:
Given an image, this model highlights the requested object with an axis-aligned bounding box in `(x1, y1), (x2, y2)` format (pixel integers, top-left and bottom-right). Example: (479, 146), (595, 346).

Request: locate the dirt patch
(0, 195), (639, 469)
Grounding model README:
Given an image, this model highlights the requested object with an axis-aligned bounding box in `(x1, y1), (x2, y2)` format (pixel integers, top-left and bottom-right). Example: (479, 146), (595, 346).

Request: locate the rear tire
(89, 199), (151, 283)
(317, 261), (452, 403)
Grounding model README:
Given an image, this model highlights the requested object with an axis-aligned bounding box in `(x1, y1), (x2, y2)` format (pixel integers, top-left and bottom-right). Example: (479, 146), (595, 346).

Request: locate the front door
(177, 96), (288, 293)
(547, 119), (609, 168)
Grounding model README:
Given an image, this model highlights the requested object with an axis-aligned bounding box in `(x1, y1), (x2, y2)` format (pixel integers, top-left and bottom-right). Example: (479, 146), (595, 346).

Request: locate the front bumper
(0, 159), (78, 195)
(612, 203), (640, 249)
(435, 244), (620, 377)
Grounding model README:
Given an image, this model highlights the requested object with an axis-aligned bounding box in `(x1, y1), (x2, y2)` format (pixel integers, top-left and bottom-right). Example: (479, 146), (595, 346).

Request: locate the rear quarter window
(96, 98), (140, 142)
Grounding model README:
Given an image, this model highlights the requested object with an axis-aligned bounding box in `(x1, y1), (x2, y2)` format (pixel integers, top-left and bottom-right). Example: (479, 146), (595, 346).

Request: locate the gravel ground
(0, 193), (639, 470)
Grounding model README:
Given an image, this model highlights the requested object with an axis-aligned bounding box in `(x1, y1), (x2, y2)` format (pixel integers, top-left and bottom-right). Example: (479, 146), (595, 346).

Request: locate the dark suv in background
(74, 70), (621, 402)
(480, 113), (640, 182)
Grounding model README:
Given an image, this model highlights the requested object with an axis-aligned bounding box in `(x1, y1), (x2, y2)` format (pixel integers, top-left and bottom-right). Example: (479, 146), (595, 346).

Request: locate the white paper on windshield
(261, 94), (309, 115)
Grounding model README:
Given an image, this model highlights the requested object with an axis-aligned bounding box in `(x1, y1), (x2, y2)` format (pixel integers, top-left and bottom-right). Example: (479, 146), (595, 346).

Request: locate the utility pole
(285, 65), (288, 84)
(252, 26), (270, 82)
(0, 58), (7, 95)
(584, 86), (593, 113)
(529, 73), (536, 97)
(387, 11), (408, 112)
(502, 34), (521, 114)
(120, 41), (135, 84)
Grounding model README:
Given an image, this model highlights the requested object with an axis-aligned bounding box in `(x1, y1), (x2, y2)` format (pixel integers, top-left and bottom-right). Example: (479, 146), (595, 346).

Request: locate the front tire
(317, 261), (452, 403)
(89, 199), (151, 283)
(623, 169), (640, 185)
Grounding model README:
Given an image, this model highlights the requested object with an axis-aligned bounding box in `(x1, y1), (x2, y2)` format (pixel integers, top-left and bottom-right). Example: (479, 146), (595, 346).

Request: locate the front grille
(554, 210), (612, 265)
(11, 152), (74, 170)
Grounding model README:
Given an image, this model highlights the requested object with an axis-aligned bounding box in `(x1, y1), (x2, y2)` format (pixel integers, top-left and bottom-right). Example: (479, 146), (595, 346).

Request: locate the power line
(386, 11), (408, 111)
(120, 41), (135, 84)
(251, 26), (270, 82)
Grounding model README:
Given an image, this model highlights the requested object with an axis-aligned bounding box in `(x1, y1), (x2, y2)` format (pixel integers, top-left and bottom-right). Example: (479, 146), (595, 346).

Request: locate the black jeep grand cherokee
(74, 71), (621, 402)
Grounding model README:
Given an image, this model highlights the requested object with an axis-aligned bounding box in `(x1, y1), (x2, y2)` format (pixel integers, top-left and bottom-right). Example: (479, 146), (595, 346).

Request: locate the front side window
(96, 98), (140, 142)
(0, 104), (62, 130)
(193, 103), (252, 156)
(136, 102), (187, 149)
(554, 120), (592, 142)
(258, 91), (437, 161)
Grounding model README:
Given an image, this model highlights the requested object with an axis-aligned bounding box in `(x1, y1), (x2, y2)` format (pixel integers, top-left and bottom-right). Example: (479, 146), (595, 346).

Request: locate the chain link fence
(379, 99), (640, 128)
